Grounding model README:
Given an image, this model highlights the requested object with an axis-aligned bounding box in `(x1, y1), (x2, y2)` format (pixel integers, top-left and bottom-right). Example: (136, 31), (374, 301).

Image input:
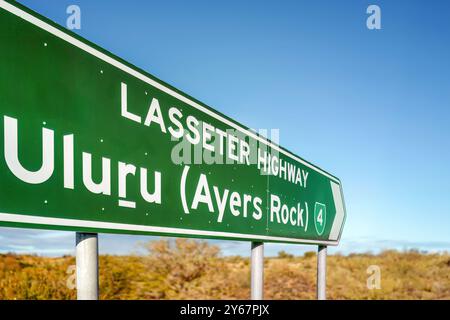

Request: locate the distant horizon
(0, 227), (448, 258)
(1, 247), (448, 257)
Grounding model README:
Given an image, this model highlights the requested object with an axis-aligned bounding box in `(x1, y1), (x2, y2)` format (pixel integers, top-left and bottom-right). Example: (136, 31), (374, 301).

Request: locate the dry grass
(0, 239), (448, 300)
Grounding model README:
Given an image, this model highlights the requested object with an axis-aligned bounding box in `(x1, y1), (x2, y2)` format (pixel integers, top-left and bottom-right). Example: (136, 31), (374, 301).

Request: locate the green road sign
(0, 0), (346, 245)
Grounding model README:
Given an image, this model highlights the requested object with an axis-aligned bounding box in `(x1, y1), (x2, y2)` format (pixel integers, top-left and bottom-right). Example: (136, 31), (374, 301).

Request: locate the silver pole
(76, 232), (99, 300)
(251, 241), (264, 300)
(317, 245), (327, 300)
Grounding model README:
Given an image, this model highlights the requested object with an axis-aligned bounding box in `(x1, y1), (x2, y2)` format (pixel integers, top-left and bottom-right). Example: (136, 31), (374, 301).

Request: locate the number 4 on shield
(314, 202), (327, 236)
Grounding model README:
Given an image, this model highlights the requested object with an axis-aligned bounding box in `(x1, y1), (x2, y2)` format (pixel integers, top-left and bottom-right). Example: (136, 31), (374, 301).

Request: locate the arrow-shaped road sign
(0, 0), (346, 245)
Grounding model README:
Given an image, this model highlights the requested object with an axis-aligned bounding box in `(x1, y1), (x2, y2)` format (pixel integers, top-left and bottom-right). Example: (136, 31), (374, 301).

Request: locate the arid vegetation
(0, 239), (448, 300)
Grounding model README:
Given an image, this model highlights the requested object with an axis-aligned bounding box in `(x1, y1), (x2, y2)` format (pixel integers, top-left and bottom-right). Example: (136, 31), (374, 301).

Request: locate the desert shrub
(0, 241), (448, 300)
(303, 251), (316, 258)
(277, 251), (294, 259)
(141, 239), (226, 299)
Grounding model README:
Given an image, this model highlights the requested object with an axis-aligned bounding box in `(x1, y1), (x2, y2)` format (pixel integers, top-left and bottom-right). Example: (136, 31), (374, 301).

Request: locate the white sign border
(0, 0), (345, 245)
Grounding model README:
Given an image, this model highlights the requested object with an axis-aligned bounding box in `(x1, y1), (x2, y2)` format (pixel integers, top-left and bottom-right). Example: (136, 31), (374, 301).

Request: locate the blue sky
(1, 0), (449, 256)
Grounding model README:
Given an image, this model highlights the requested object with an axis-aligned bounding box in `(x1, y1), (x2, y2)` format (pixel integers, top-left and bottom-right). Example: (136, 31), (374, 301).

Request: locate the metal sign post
(317, 245), (327, 300)
(76, 232), (99, 300)
(251, 242), (264, 300)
